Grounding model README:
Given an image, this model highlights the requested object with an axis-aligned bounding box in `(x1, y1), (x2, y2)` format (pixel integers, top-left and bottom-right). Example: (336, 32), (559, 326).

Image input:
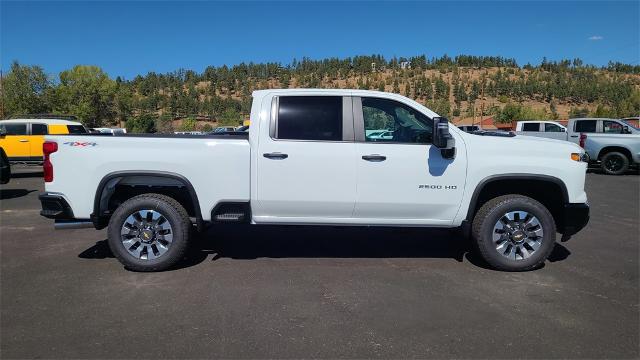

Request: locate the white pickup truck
(516, 119), (640, 174)
(39, 89), (590, 272)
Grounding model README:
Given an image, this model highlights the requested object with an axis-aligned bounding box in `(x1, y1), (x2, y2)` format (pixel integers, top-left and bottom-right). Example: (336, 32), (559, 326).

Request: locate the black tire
(471, 195), (556, 271)
(600, 151), (629, 175)
(107, 193), (191, 272)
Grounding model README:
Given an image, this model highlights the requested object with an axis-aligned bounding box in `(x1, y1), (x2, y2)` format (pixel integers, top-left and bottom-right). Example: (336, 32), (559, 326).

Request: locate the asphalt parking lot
(1, 166), (638, 359)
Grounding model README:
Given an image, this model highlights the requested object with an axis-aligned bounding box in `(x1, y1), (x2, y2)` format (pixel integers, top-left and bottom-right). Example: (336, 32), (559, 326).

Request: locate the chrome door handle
(362, 154), (386, 162)
(19, 139), (29, 142)
(263, 152), (288, 160)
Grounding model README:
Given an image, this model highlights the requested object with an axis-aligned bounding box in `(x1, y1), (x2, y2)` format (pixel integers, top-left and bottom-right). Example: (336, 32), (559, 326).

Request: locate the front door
(353, 97), (467, 225)
(0, 122), (30, 160)
(542, 122), (568, 141)
(254, 95), (357, 223)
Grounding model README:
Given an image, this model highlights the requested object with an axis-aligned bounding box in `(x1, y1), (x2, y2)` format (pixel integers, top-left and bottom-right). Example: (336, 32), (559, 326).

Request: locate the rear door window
(522, 123), (540, 131)
(574, 120), (597, 133)
(31, 123), (48, 135)
(276, 96), (343, 141)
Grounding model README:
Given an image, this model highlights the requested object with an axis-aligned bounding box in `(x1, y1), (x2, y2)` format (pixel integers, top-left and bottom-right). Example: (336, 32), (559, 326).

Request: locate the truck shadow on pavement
(78, 224), (571, 271)
(0, 189), (37, 200)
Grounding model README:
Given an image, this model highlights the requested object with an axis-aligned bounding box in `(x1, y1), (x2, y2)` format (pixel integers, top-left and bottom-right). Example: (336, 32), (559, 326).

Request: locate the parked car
(581, 132), (640, 175)
(516, 118), (638, 144)
(94, 127), (127, 135)
(236, 125), (250, 132)
(39, 89), (589, 272)
(515, 121), (568, 141)
(213, 126), (237, 133)
(368, 130), (394, 141)
(0, 118), (88, 163)
(458, 125), (480, 133)
(0, 146), (11, 184)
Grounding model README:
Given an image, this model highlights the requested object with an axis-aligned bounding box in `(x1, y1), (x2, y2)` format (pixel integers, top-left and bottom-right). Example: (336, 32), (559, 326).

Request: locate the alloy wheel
(492, 211), (543, 260)
(120, 210), (173, 260)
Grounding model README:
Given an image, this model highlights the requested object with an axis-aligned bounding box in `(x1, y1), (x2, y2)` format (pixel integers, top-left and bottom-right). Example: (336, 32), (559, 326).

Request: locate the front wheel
(107, 193), (191, 272)
(471, 195), (556, 271)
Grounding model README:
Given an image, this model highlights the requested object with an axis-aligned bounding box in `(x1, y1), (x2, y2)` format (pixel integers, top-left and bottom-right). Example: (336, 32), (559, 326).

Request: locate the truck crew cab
(39, 89), (590, 272)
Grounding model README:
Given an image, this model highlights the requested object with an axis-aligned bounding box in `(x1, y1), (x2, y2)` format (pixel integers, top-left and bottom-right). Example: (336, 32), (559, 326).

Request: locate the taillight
(43, 141), (58, 182)
(579, 133), (587, 148)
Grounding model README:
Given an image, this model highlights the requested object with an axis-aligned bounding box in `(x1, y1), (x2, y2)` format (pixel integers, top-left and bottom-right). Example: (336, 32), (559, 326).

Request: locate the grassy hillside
(2, 55), (639, 131)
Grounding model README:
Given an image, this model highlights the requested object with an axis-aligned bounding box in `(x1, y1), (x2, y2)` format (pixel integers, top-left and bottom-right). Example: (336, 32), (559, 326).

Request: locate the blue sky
(1, 1), (638, 79)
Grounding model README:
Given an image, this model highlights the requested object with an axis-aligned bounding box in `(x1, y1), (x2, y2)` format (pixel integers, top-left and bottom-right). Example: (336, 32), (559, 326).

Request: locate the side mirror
(432, 117), (455, 159)
(0, 127), (6, 138)
(623, 126), (631, 134)
(561, 128), (566, 132)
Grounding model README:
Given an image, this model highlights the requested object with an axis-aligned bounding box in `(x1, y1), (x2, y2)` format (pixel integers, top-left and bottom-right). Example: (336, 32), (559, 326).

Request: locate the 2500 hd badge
(418, 184), (458, 190)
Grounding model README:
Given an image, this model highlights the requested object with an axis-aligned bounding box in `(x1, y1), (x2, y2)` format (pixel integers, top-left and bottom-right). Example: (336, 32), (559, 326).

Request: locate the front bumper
(560, 202), (590, 236)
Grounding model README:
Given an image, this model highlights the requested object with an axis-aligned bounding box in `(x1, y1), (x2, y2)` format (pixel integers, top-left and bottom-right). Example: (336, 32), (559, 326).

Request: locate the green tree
(156, 114), (174, 133)
(180, 117), (197, 131)
(126, 113), (156, 133)
(218, 108), (241, 126)
(569, 107), (590, 118)
(114, 78), (133, 127)
(53, 65), (116, 127)
(1, 61), (52, 117)
(201, 123), (213, 132)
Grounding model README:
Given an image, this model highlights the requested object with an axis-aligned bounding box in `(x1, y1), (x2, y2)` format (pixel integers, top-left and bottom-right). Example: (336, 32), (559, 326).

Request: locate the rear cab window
(31, 123), (48, 135)
(275, 96), (343, 141)
(521, 123), (540, 132)
(574, 120), (597, 133)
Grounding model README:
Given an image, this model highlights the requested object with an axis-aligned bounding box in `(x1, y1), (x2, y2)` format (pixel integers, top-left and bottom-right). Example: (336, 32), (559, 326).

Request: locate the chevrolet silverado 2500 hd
(39, 89), (590, 272)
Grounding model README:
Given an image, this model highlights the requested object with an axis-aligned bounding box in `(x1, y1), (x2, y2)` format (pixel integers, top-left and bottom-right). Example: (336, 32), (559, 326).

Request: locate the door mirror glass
(432, 117), (455, 159)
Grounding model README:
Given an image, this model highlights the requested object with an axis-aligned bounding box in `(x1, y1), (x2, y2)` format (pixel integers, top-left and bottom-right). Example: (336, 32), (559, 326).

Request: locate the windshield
(621, 119), (640, 130)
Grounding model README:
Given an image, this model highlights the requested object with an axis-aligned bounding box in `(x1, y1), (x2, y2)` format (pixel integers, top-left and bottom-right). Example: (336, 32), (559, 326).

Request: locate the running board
(211, 202), (250, 223)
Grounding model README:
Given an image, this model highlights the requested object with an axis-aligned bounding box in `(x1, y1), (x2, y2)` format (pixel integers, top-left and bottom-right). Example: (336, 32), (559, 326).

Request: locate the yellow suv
(0, 119), (88, 163)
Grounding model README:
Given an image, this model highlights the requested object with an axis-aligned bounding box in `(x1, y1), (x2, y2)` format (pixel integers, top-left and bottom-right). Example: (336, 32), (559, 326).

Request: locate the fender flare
(91, 170), (203, 231)
(465, 173), (569, 221)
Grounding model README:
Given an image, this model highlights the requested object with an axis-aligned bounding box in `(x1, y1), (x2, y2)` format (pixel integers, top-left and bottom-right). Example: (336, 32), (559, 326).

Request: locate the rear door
(519, 122), (546, 137)
(352, 96), (466, 225)
(0, 123), (30, 160)
(570, 120), (598, 143)
(29, 123), (48, 159)
(253, 95), (357, 222)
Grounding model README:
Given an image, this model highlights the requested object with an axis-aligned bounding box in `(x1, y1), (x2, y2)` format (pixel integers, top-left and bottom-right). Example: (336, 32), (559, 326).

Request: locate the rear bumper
(39, 193), (95, 229)
(560, 202), (590, 236)
(39, 193), (75, 219)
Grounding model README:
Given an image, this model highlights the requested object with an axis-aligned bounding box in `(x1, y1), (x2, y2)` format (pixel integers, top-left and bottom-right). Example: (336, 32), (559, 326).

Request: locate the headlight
(571, 152), (589, 162)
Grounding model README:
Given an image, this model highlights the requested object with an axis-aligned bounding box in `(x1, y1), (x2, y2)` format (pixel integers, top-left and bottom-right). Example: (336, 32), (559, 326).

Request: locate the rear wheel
(107, 193), (191, 271)
(601, 151), (629, 175)
(472, 195), (556, 271)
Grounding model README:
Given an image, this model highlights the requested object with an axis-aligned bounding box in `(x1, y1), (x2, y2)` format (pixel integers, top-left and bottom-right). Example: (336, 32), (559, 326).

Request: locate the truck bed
(44, 133), (251, 221)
